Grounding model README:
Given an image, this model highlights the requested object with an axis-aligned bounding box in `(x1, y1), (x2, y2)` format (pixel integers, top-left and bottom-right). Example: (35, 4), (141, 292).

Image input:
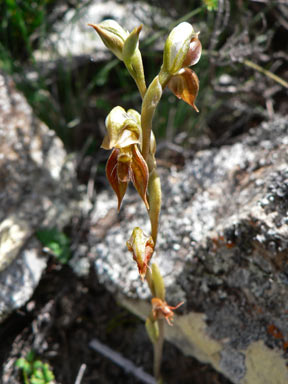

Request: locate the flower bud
(151, 263), (165, 301)
(88, 20), (128, 60)
(163, 22), (195, 75)
(127, 227), (154, 280)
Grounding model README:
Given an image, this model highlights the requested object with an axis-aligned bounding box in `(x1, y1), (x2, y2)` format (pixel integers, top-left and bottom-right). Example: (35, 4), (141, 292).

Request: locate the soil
(0, 261), (232, 384)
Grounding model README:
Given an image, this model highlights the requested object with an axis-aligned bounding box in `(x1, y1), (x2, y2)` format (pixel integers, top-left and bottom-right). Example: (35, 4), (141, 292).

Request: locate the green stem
(203, 50), (288, 89)
(126, 62), (147, 98)
(148, 169), (161, 244)
(23, 370), (29, 384)
(141, 70), (170, 162)
(153, 319), (165, 382)
(124, 51), (147, 99)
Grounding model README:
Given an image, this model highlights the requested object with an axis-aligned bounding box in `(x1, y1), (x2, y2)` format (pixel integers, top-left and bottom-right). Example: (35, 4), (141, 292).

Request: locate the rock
(0, 72), (80, 321)
(91, 116), (288, 384)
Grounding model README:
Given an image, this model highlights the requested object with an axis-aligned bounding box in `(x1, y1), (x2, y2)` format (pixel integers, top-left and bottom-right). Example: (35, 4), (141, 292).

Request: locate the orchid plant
(89, 19), (201, 382)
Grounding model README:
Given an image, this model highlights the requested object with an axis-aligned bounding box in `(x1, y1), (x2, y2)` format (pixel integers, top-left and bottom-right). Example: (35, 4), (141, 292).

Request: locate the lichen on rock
(91, 116), (288, 384)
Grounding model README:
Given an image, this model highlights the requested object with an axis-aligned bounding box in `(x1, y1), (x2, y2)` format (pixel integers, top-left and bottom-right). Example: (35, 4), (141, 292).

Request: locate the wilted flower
(162, 22), (202, 110)
(151, 298), (184, 326)
(102, 107), (149, 210)
(127, 227), (154, 280)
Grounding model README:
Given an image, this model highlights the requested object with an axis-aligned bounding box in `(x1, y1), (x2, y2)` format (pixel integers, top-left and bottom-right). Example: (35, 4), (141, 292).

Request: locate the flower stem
(153, 319), (165, 382)
(141, 70), (171, 162)
(148, 169), (161, 244)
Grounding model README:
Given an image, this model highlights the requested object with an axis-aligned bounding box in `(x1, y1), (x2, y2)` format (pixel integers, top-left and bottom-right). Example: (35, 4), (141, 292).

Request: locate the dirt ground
(0, 261), (232, 384)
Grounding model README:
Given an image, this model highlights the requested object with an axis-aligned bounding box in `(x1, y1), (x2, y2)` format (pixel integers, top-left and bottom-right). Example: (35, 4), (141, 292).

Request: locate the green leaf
(33, 360), (44, 370)
(36, 228), (71, 264)
(15, 358), (30, 372)
(33, 368), (44, 379)
(42, 364), (55, 382)
(30, 378), (45, 384)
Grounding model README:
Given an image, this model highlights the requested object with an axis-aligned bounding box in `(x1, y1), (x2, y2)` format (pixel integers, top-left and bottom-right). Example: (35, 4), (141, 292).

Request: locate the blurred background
(0, 0), (287, 383)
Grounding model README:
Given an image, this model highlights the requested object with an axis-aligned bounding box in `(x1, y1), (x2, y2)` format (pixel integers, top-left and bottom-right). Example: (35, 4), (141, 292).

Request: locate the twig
(74, 364), (86, 384)
(89, 338), (156, 384)
(243, 59), (288, 89)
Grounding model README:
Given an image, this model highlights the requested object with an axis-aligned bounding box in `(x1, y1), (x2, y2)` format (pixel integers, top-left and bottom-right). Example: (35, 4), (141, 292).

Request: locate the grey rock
(91, 116), (288, 384)
(0, 72), (80, 321)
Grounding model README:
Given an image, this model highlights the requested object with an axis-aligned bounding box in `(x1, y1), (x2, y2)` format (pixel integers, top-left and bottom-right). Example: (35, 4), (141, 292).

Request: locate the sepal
(123, 25), (142, 62)
(167, 68), (199, 111)
(106, 148), (128, 211)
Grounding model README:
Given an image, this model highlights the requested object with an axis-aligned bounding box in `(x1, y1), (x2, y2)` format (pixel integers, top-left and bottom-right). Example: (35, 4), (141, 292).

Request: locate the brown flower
(127, 227), (154, 280)
(106, 145), (149, 210)
(163, 24), (202, 110)
(102, 106), (149, 210)
(151, 298), (184, 326)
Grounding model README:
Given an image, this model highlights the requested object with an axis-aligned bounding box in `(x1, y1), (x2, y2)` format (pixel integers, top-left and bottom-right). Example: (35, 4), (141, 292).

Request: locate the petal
(117, 148), (132, 182)
(130, 145), (149, 209)
(106, 149), (128, 211)
(167, 68), (199, 112)
(182, 36), (202, 67)
(102, 106), (141, 149)
(163, 22), (195, 75)
(114, 129), (139, 149)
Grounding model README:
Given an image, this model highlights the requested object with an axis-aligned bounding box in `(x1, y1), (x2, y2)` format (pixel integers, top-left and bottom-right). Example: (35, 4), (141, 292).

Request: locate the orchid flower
(101, 106), (149, 210)
(163, 22), (202, 111)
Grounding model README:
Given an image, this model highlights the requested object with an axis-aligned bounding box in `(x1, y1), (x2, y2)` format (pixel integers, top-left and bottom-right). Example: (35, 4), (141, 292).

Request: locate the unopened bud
(88, 20), (128, 60)
(163, 22), (195, 75)
(151, 263), (165, 301)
